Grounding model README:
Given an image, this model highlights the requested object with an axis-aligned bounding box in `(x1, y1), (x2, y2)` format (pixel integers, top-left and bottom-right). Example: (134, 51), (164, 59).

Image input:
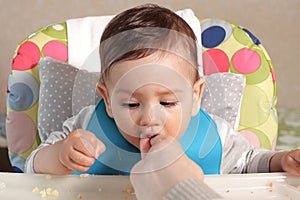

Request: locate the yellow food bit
(297, 185), (300, 189)
(32, 187), (59, 198)
(46, 175), (52, 180)
(122, 187), (134, 194)
(79, 174), (90, 178)
(32, 187), (39, 193)
(46, 188), (52, 195)
(40, 189), (47, 198)
(51, 189), (59, 197)
(269, 182), (273, 187)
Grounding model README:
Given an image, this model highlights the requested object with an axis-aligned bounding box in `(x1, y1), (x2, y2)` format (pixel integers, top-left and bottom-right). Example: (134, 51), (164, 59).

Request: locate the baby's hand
(59, 129), (106, 172)
(281, 149), (300, 176)
(131, 135), (204, 200)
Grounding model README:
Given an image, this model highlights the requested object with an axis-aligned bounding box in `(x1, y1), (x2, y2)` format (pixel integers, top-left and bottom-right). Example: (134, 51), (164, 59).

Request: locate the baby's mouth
(140, 132), (159, 139)
(139, 134), (159, 155)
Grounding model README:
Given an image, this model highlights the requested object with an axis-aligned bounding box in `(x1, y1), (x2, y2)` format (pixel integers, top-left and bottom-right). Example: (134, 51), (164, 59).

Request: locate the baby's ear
(97, 83), (113, 118)
(191, 78), (205, 116)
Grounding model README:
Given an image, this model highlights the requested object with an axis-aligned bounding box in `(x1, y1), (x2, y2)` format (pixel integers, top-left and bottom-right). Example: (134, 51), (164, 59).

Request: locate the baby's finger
(75, 129), (106, 158)
(149, 134), (173, 151)
(140, 138), (151, 159)
(69, 150), (95, 167)
(59, 151), (92, 172)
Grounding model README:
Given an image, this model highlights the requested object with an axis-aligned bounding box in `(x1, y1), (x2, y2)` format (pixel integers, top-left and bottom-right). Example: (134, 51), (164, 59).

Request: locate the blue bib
(73, 99), (222, 175)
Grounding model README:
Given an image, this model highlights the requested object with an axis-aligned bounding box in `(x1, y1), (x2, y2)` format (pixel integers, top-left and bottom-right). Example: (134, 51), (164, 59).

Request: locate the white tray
(204, 173), (300, 199)
(0, 172), (299, 199)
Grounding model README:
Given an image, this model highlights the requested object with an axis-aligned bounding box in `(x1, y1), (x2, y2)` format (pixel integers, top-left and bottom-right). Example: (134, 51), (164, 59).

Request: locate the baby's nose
(139, 104), (166, 126)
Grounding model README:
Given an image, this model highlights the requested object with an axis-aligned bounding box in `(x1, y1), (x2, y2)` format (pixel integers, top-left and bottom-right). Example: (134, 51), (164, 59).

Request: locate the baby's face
(98, 53), (203, 149)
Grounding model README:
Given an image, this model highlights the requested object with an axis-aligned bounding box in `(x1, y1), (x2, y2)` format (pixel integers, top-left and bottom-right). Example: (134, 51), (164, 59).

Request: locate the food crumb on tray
(122, 187), (134, 194)
(79, 174), (90, 178)
(46, 175), (52, 180)
(32, 186), (59, 198)
(76, 193), (84, 199)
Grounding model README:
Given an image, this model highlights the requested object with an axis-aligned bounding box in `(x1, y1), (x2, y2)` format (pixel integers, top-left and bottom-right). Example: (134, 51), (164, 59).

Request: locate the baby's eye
(160, 101), (178, 107)
(122, 102), (140, 108)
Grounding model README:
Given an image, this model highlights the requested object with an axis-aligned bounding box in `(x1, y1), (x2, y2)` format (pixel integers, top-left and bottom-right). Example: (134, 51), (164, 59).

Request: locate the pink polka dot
(232, 48), (261, 74)
(202, 49), (229, 75)
(6, 112), (36, 154)
(239, 130), (260, 148)
(43, 40), (68, 62)
(12, 41), (41, 70)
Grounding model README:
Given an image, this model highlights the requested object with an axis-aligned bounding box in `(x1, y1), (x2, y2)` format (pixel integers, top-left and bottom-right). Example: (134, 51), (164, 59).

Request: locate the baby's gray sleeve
(24, 105), (95, 173)
(212, 115), (277, 174)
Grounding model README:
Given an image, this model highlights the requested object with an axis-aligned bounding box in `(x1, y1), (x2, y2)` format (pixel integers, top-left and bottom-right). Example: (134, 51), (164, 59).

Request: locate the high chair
(6, 11), (277, 172)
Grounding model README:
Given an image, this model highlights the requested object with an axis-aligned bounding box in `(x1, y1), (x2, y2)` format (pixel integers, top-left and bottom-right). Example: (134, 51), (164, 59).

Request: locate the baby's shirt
(25, 106), (276, 174)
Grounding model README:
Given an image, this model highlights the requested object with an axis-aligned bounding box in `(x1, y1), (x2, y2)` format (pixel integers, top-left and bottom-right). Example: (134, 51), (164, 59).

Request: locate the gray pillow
(38, 57), (101, 140)
(38, 57), (245, 139)
(202, 73), (245, 130)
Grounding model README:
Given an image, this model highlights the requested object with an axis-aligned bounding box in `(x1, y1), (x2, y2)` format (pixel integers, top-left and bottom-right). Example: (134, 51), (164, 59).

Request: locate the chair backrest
(6, 17), (277, 172)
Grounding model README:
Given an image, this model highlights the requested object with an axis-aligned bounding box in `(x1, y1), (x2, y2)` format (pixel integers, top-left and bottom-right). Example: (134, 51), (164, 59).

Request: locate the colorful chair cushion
(6, 17), (277, 172)
(6, 23), (67, 172)
(201, 19), (277, 150)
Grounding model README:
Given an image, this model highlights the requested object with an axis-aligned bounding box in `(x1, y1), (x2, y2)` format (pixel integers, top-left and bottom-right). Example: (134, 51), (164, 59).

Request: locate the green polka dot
(41, 22), (67, 40)
(240, 128), (271, 149)
(240, 85), (270, 127)
(232, 27), (252, 46)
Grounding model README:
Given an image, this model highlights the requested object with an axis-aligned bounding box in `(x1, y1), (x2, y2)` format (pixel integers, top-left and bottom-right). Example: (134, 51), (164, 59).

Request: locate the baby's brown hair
(100, 4), (199, 82)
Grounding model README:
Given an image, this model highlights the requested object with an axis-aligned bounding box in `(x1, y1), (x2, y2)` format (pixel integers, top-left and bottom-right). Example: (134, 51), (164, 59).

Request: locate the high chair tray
(0, 172), (299, 199)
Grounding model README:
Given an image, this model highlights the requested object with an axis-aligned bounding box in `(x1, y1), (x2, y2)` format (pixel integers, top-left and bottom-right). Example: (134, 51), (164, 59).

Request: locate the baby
(26, 4), (300, 177)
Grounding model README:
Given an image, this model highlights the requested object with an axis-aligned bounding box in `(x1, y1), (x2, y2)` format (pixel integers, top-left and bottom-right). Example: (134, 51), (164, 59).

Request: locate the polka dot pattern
(38, 58), (77, 140)
(12, 41), (40, 70)
(230, 47), (270, 85)
(239, 85), (270, 127)
(7, 22), (67, 172)
(201, 18), (277, 150)
(72, 70), (101, 115)
(43, 41), (68, 62)
(38, 57), (101, 139)
(6, 111), (36, 154)
(8, 71), (39, 111)
(201, 19), (232, 48)
(232, 48), (261, 74)
(202, 73), (245, 129)
(240, 128), (271, 150)
(42, 23), (67, 39)
(203, 48), (230, 75)
(242, 28), (261, 45)
(239, 130), (261, 148)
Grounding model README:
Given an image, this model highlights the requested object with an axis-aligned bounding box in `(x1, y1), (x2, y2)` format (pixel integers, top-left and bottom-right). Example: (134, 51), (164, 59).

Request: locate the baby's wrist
(269, 151), (286, 172)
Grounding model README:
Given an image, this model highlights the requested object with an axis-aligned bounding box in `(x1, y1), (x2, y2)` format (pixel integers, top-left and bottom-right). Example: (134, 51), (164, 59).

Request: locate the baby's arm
(33, 129), (105, 174)
(25, 105), (105, 174)
(269, 149), (300, 175)
(212, 115), (276, 173)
